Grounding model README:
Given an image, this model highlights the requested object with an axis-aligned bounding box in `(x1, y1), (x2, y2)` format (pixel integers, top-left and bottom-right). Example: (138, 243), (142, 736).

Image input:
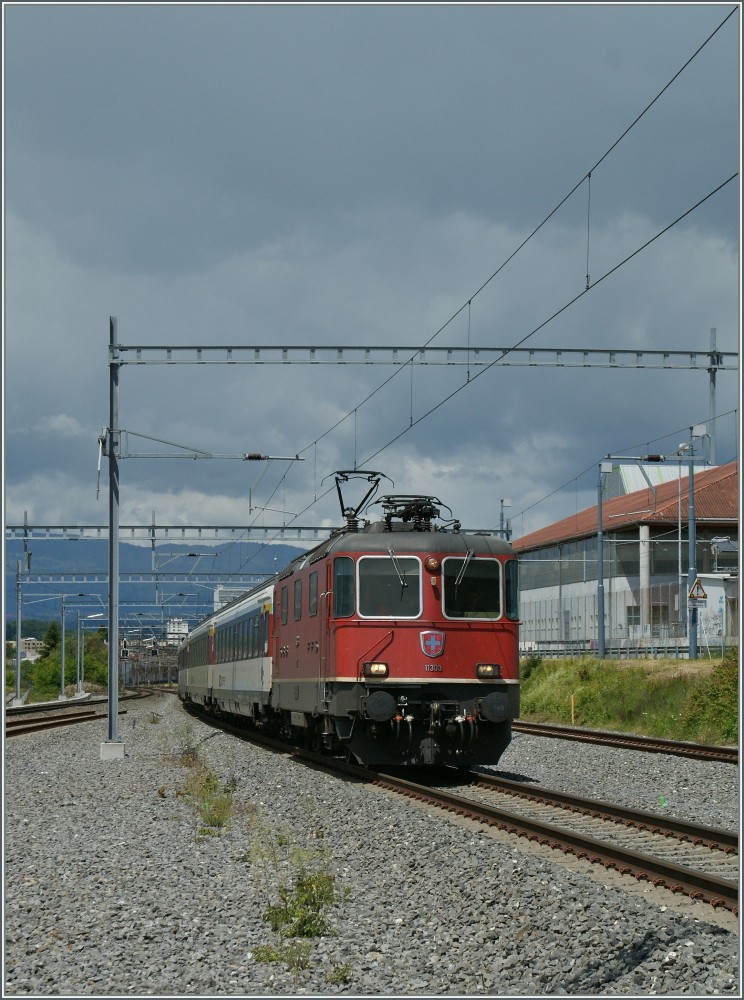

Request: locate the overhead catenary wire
(228, 9), (738, 570)
(355, 174), (737, 468)
(233, 167), (738, 571)
(286, 3), (739, 455)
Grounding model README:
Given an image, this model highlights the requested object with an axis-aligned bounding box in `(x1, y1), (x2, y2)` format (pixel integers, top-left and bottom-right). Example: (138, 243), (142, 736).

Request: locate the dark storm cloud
(3, 3), (740, 535)
(5, 4), (738, 273)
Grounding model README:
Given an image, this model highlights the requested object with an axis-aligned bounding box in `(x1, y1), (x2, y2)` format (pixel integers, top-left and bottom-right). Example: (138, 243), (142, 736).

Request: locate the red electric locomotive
(178, 472), (519, 767)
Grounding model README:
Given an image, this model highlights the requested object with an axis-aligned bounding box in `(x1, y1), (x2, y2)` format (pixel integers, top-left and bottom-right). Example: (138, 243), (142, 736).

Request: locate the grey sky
(3, 3), (740, 547)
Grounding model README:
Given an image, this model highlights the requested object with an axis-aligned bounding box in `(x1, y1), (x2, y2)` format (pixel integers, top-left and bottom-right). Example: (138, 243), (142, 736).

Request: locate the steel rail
(512, 721), (738, 764)
(372, 771), (738, 913)
(468, 771), (738, 852)
(5, 710), (120, 738)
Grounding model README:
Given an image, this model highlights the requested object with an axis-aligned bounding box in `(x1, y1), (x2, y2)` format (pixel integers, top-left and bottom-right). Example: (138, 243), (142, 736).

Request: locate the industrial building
(513, 461), (738, 657)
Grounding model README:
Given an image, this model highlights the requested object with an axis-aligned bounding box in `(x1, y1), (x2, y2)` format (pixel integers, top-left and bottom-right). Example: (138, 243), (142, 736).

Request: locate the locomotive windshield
(443, 557), (501, 619)
(358, 555), (421, 618)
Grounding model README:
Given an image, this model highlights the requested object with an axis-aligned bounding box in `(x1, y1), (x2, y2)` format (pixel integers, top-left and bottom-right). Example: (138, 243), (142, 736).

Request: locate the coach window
(358, 555), (421, 618)
(281, 586), (289, 625)
(309, 571), (318, 617)
(294, 579), (302, 621)
(443, 558), (501, 619)
(505, 559), (519, 620)
(248, 615), (260, 657)
(333, 557), (354, 617)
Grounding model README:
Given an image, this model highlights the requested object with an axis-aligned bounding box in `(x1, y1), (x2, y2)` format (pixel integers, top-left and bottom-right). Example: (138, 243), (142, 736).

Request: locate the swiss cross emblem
(420, 631), (445, 657)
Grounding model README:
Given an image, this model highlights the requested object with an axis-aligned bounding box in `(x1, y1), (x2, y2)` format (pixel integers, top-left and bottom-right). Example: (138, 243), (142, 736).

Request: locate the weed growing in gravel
(165, 721), (202, 765)
(253, 941), (313, 977)
(148, 712), (162, 724)
(325, 960), (353, 985)
(241, 809), (347, 981)
(183, 765), (236, 831)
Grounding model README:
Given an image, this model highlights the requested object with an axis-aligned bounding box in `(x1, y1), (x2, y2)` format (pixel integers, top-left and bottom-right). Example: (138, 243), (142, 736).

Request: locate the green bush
(519, 653), (543, 682)
(519, 655), (736, 744)
(681, 648), (739, 742)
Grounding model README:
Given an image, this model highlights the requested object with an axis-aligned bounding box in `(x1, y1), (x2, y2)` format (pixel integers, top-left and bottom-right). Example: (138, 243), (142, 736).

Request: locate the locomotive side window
(358, 556), (421, 618)
(294, 579), (302, 621)
(333, 557), (354, 617)
(505, 559), (519, 620)
(281, 586), (289, 625)
(309, 571), (318, 616)
(443, 558), (501, 619)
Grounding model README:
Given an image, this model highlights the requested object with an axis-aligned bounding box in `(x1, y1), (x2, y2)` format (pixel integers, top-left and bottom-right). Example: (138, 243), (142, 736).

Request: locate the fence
(520, 581), (738, 658)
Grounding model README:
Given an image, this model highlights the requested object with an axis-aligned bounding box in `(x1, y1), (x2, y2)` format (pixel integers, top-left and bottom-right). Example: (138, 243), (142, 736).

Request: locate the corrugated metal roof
(513, 460), (738, 553)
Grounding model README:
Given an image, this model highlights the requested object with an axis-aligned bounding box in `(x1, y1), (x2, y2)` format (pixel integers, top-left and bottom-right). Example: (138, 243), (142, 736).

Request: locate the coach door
(317, 561), (332, 712)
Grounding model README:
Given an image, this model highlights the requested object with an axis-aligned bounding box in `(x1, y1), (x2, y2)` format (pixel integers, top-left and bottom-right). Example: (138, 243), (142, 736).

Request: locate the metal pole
(687, 433), (698, 660)
(60, 598), (66, 699)
(107, 317), (122, 749)
(597, 465), (605, 658)
(15, 562), (22, 704)
(709, 328), (717, 467)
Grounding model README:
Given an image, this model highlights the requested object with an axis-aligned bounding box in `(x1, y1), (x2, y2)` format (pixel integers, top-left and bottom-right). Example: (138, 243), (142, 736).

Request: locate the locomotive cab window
(333, 557), (354, 617)
(358, 555), (421, 618)
(443, 558), (501, 619)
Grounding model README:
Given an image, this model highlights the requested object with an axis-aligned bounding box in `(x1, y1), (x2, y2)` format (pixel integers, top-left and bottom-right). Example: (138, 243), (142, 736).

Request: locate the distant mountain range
(5, 538), (307, 627)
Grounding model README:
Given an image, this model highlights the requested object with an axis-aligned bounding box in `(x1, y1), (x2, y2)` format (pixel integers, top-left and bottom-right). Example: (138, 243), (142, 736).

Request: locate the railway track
(512, 721), (738, 764)
(183, 705), (738, 914)
(5, 709), (118, 737)
(372, 768), (738, 914)
(4, 690), (149, 737)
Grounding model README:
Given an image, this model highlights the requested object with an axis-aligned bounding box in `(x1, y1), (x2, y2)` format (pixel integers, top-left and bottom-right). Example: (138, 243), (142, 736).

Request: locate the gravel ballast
(3, 693), (740, 996)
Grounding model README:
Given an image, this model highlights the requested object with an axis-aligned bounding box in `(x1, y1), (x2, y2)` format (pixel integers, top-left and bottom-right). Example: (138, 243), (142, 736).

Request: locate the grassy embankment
(519, 647), (739, 745)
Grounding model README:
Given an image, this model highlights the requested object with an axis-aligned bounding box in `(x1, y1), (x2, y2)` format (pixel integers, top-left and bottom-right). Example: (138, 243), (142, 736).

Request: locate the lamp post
(679, 425), (707, 661)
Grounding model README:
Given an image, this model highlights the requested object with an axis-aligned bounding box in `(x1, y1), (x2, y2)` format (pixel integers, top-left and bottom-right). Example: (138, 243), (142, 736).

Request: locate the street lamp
(683, 425), (708, 661)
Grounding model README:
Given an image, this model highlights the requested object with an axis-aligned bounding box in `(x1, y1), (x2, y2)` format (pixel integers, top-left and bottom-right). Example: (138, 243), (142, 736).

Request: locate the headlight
(476, 663), (501, 678)
(424, 556), (440, 572)
(363, 661), (389, 677)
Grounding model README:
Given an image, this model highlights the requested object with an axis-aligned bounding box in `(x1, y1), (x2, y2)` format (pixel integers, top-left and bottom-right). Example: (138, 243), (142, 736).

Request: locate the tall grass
(519, 649), (738, 743)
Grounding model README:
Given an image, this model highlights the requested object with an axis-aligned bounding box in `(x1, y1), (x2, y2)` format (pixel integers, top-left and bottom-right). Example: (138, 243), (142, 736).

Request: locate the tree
(40, 620), (60, 658)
